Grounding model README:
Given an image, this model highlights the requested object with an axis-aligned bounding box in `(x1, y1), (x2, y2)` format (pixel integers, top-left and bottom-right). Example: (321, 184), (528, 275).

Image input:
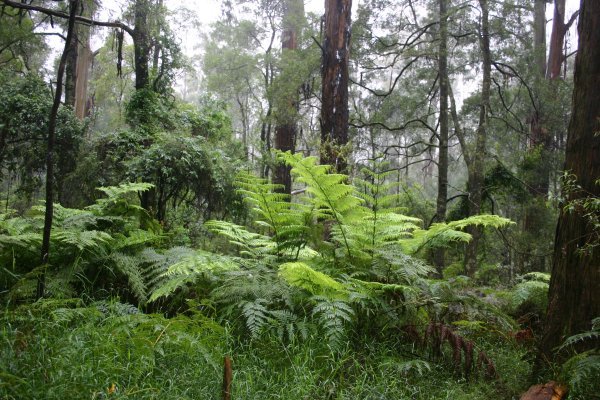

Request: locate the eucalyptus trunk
(320, 0), (352, 174)
(273, 0), (304, 195)
(464, 0), (490, 277)
(434, 0), (449, 272)
(538, 0), (600, 363)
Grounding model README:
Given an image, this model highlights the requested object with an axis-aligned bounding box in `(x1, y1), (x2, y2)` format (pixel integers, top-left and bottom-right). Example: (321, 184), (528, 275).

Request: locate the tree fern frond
(110, 252), (148, 302)
(311, 295), (354, 349)
(149, 250), (239, 302)
(240, 299), (270, 339)
(279, 262), (348, 299)
(400, 214), (513, 254)
(52, 229), (112, 254)
(204, 220), (275, 258)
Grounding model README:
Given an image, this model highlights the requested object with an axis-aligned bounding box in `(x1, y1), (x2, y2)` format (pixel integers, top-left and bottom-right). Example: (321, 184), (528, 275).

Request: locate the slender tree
(320, 0), (352, 174)
(37, 0), (80, 299)
(538, 0), (599, 363)
(434, 0), (449, 272)
(464, 0), (491, 276)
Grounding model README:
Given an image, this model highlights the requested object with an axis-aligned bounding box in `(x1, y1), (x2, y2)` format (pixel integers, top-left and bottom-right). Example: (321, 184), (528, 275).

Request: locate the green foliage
(559, 318), (600, 399)
(0, 73), (84, 208)
(509, 273), (549, 315)
(400, 215), (514, 255)
(0, 299), (225, 399)
(0, 183), (173, 303)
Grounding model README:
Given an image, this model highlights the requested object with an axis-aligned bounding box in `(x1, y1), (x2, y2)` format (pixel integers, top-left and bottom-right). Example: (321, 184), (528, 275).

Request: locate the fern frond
(235, 171), (309, 254)
(311, 295), (354, 349)
(52, 229), (112, 254)
(400, 214), (513, 254)
(240, 298), (270, 339)
(110, 252), (148, 302)
(279, 262), (348, 299)
(279, 152), (364, 257)
(149, 250), (239, 302)
(205, 220), (275, 258)
(395, 359), (432, 376)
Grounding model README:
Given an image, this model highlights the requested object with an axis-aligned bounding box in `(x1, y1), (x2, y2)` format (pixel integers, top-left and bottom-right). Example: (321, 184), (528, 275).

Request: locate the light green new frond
(235, 171), (309, 254)
(446, 214), (513, 230)
(279, 152), (364, 257)
(279, 262), (348, 299)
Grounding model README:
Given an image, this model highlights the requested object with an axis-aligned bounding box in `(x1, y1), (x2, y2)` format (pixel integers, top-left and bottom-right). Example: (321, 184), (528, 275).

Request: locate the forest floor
(0, 300), (534, 400)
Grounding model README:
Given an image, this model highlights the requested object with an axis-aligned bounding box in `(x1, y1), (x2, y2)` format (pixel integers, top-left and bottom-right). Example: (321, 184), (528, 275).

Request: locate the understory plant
(151, 153), (514, 355)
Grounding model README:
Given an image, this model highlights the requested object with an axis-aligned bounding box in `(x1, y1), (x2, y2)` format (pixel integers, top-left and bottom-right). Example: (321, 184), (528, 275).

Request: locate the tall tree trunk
(534, 0), (547, 77)
(320, 0), (352, 174)
(273, 0), (304, 195)
(547, 0), (567, 80)
(37, 0), (79, 299)
(134, 0), (150, 91)
(464, 0), (491, 277)
(538, 0), (600, 363)
(434, 0), (449, 272)
(133, 0), (154, 215)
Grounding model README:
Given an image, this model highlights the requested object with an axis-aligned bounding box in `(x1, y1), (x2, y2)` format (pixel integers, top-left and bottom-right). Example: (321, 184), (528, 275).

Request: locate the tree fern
(235, 172), (308, 254)
(279, 152), (364, 258)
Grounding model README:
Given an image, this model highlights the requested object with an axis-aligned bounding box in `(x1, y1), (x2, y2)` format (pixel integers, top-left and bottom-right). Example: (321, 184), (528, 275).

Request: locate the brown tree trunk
(434, 0), (449, 272)
(273, 0), (304, 195)
(320, 0), (352, 174)
(538, 0), (600, 364)
(547, 0), (567, 80)
(464, 0), (491, 277)
(37, 0), (79, 299)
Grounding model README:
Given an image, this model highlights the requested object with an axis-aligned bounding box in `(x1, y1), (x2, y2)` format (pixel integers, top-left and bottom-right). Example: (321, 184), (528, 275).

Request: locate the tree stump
(520, 381), (567, 400)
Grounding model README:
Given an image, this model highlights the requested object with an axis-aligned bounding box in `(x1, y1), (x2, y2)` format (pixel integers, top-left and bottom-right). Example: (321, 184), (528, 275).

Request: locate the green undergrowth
(1, 300), (532, 400)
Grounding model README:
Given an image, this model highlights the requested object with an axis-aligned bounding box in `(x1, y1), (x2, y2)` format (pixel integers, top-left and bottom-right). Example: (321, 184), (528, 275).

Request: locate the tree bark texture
(539, 0), (600, 362)
(534, 0), (547, 77)
(134, 0), (150, 90)
(273, 0), (304, 195)
(464, 0), (491, 277)
(434, 0), (449, 272)
(547, 0), (567, 80)
(320, 0), (352, 174)
(37, 0), (79, 299)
